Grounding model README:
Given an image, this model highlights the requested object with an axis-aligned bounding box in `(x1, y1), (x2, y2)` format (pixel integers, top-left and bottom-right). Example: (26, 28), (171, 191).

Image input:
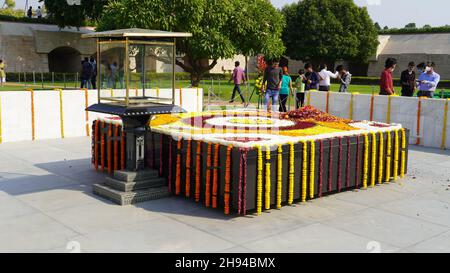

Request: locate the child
(295, 69), (306, 109)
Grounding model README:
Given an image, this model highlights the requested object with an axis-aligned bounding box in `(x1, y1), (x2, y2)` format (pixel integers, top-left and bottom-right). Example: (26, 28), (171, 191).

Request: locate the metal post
(172, 38), (176, 105)
(18, 71), (21, 84)
(97, 38), (101, 103)
(33, 71), (36, 85)
(125, 37), (130, 106)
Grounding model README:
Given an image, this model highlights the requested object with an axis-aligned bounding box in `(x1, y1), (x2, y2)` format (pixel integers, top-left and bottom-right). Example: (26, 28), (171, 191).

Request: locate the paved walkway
(0, 137), (449, 253)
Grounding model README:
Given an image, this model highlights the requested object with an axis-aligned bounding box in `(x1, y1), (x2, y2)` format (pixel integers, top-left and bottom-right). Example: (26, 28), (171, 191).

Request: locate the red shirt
(380, 69), (394, 95)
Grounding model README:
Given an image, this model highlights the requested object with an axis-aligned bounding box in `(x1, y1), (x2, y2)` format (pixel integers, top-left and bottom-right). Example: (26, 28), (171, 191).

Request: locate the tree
(374, 22), (382, 31)
(4, 0), (15, 9)
(97, 0), (285, 86)
(40, 0), (108, 27)
(423, 24), (432, 29)
(383, 26), (389, 30)
(405, 22), (416, 29)
(282, 0), (379, 67)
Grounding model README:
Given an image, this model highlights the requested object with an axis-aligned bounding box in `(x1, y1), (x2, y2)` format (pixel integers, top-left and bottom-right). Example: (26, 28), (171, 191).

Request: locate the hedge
(4, 72), (450, 88)
(379, 26), (450, 35)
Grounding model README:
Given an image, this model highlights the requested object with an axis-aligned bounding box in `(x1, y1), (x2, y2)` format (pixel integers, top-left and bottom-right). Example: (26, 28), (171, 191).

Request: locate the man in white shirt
(318, 64), (338, 91)
(36, 6), (42, 19)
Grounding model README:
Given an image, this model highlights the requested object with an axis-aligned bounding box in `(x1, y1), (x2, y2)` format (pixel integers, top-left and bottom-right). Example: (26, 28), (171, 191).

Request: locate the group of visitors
(80, 57), (97, 89)
(27, 6), (43, 19)
(380, 58), (441, 98)
(259, 59), (352, 112)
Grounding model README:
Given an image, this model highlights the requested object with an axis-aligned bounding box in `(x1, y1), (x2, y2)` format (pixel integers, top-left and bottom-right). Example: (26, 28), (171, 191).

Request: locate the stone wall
(368, 54), (450, 80)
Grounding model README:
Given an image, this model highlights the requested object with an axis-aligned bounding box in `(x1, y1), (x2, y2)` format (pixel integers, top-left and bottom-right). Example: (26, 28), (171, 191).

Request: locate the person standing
(400, 62), (416, 97)
(279, 67), (293, 112)
(417, 62), (440, 98)
(0, 60), (6, 86)
(36, 6), (42, 19)
(262, 59), (283, 112)
(229, 61), (246, 103)
(318, 64), (338, 91)
(303, 63), (319, 92)
(336, 65), (352, 93)
(27, 7), (33, 18)
(90, 57), (97, 90)
(379, 58), (397, 95)
(295, 69), (306, 109)
(81, 57), (93, 89)
(417, 62), (426, 74)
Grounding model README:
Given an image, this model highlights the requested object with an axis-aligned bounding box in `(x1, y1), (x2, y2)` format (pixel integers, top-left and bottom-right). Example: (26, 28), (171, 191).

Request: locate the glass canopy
(82, 29), (192, 107)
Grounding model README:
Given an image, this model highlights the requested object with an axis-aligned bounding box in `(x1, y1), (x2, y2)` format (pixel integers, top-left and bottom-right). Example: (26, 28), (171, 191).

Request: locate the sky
(8, 0), (450, 28)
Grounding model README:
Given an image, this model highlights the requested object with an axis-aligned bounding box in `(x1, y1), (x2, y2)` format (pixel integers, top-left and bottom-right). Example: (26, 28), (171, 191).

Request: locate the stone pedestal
(93, 169), (170, 206)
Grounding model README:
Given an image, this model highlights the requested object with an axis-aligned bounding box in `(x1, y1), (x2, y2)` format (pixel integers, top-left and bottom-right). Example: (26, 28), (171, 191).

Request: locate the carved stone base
(93, 169), (170, 206)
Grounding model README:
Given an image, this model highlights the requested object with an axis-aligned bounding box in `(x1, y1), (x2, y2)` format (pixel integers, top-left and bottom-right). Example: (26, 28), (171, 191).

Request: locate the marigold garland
(94, 121), (99, 170)
(346, 137), (351, 188)
(370, 94), (375, 121)
(417, 98), (422, 145)
(257, 145), (263, 214)
(371, 132), (377, 187)
(224, 145), (233, 215)
(195, 141), (202, 202)
(288, 142), (295, 205)
(168, 137), (173, 193)
(277, 145), (283, 209)
(362, 133), (369, 189)
(310, 140), (316, 198)
(242, 149), (249, 215)
(327, 139), (333, 192)
(101, 122), (105, 172)
(107, 124), (112, 174)
(393, 130), (400, 181)
(301, 141), (308, 203)
(175, 139), (182, 195)
(265, 146), (271, 210)
(159, 135), (164, 176)
(378, 131), (384, 184)
(113, 125), (119, 171)
(442, 99), (449, 150)
(385, 131), (392, 183)
(238, 150), (244, 214)
(355, 136), (361, 188)
(326, 92), (331, 113)
(205, 143), (212, 207)
(319, 140), (324, 197)
(185, 140), (192, 198)
(120, 126), (125, 170)
(212, 144), (220, 208)
(401, 129), (407, 178)
(337, 137), (343, 192)
(387, 95), (392, 124)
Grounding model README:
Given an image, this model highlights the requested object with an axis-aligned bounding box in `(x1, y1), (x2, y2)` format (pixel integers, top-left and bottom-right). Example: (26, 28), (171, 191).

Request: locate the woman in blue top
(279, 67), (293, 112)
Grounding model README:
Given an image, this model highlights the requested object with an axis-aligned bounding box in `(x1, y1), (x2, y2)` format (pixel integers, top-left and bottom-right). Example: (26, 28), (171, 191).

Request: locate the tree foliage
(40, 0), (108, 28)
(404, 22), (416, 29)
(97, 0), (285, 85)
(282, 0), (379, 65)
(374, 22), (381, 31)
(4, 0), (15, 9)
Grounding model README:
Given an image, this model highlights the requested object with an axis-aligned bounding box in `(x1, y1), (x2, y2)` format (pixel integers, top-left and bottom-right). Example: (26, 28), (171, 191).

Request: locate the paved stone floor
(0, 137), (449, 253)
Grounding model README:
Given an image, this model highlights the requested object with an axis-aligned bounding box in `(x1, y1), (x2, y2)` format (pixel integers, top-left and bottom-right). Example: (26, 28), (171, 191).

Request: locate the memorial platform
(0, 137), (449, 252)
